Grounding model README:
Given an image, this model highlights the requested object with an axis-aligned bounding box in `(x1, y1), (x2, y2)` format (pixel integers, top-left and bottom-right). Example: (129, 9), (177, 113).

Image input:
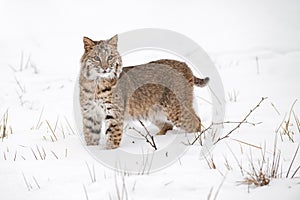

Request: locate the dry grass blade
(46, 120), (58, 141)
(51, 150), (59, 159)
(226, 143), (244, 176)
(291, 165), (300, 178)
(22, 172), (32, 191)
(276, 113), (287, 134)
(35, 107), (44, 129)
(14, 76), (26, 93)
(212, 175), (227, 200)
(53, 116), (59, 133)
(30, 148), (38, 160)
(1, 110), (9, 139)
(223, 156), (232, 171)
(271, 135), (279, 178)
(85, 162), (96, 183)
(293, 111), (300, 134)
(83, 184), (89, 200)
(230, 138), (262, 150)
(114, 173), (128, 200)
(241, 148), (271, 187)
(36, 145), (44, 160)
(207, 187), (214, 200)
(271, 102), (281, 116)
(286, 144), (300, 178)
(64, 116), (76, 135)
(202, 147), (216, 169)
(14, 150), (17, 161)
(277, 99), (298, 142)
(32, 176), (40, 189)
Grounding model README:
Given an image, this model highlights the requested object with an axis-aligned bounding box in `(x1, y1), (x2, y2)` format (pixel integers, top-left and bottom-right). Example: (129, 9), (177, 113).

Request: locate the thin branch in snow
(214, 97), (267, 144)
(139, 120), (157, 150)
(129, 121), (157, 150)
(189, 124), (212, 145)
(213, 121), (262, 127)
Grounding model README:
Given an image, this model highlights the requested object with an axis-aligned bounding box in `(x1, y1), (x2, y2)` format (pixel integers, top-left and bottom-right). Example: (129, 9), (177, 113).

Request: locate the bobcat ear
(107, 34), (118, 47)
(83, 36), (96, 51)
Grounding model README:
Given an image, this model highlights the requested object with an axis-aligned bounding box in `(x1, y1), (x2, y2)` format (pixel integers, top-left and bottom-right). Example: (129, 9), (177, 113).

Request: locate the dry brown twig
(129, 121), (157, 150)
(187, 98), (266, 146)
(214, 97), (267, 144)
(188, 124), (212, 145)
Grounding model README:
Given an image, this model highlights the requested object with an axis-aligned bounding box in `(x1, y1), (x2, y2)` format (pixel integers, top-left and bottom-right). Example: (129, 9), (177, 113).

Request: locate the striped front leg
(104, 114), (124, 149)
(82, 112), (102, 146)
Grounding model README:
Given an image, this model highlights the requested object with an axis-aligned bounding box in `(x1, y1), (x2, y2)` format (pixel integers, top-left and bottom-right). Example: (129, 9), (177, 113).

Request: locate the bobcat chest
(87, 95), (112, 119)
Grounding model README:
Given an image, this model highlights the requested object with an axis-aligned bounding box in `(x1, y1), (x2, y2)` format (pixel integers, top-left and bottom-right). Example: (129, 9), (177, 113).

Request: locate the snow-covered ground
(1, 0), (300, 199)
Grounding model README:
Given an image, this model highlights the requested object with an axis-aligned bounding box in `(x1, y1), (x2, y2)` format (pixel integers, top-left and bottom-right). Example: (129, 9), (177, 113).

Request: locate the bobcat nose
(102, 66), (108, 72)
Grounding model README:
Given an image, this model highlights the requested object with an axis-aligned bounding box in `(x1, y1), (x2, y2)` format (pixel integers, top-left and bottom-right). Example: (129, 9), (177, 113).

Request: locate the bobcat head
(80, 35), (122, 80)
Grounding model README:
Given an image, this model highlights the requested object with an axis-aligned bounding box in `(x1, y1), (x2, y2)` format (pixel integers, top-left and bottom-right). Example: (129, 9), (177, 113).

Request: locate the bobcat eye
(107, 55), (113, 61)
(94, 56), (100, 61)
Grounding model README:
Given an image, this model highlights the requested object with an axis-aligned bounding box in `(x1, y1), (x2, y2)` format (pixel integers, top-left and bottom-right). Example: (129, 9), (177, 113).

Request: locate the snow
(1, 0), (300, 199)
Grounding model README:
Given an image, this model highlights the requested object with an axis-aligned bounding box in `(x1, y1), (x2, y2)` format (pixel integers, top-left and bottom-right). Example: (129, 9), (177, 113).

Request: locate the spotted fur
(79, 35), (209, 149)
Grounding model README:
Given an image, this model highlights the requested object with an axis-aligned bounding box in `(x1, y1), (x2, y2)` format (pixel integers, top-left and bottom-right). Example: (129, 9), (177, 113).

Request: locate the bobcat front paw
(98, 135), (120, 150)
(105, 140), (120, 150)
(85, 134), (100, 146)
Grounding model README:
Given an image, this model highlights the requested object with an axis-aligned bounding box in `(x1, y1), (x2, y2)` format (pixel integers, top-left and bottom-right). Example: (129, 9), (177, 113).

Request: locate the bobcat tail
(194, 76), (210, 87)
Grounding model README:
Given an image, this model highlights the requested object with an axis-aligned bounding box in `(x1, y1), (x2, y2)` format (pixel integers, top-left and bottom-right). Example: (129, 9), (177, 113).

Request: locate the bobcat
(79, 35), (209, 149)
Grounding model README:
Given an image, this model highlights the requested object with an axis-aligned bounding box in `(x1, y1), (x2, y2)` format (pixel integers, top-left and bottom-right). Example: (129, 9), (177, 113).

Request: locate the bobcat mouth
(98, 68), (116, 79)
(97, 68), (112, 74)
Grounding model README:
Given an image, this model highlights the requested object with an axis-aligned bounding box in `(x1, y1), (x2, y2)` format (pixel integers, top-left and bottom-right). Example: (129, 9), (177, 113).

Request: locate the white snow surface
(1, 0), (300, 199)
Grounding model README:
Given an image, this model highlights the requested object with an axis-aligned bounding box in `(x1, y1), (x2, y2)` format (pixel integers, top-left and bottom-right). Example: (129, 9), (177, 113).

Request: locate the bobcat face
(81, 35), (122, 80)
